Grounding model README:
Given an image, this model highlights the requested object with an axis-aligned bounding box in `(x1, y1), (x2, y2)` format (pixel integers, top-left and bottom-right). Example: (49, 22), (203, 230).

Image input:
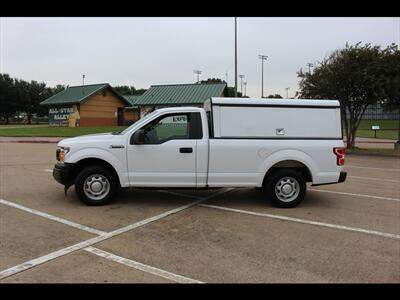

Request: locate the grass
(0, 125), (128, 137)
(346, 147), (400, 157)
(356, 120), (399, 140)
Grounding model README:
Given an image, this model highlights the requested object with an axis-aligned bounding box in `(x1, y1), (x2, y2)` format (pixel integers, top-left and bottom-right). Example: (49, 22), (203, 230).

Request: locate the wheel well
(69, 158), (121, 187)
(262, 160), (313, 187)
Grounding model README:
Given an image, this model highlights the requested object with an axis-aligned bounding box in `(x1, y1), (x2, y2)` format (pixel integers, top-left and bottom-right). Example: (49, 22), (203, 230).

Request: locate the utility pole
(82, 74), (85, 86)
(193, 70), (202, 83)
(307, 63), (313, 73)
(239, 74), (245, 96)
(243, 82), (247, 97)
(285, 87), (290, 98)
(258, 55), (268, 98)
(234, 17), (238, 97)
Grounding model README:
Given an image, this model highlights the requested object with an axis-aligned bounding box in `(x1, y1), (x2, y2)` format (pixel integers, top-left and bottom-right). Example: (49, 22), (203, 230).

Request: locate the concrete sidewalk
(345, 137), (397, 149)
(0, 137), (63, 143)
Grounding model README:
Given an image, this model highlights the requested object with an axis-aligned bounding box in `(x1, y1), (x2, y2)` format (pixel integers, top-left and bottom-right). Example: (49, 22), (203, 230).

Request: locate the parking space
(0, 143), (399, 283)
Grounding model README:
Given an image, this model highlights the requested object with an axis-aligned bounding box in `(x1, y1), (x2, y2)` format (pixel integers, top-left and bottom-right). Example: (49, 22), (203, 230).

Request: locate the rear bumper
(311, 171), (347, 186)
(53, 163), (74, 186)
(338, 171), (347, 183)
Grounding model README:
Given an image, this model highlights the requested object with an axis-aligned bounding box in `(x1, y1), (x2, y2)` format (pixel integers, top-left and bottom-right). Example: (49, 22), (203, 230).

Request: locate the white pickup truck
(53, 97), (346, 208)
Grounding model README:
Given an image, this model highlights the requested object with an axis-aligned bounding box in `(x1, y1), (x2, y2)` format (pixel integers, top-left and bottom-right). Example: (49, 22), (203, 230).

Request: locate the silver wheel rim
(83, 174), (110, 201)
(275, 176), (300, 202)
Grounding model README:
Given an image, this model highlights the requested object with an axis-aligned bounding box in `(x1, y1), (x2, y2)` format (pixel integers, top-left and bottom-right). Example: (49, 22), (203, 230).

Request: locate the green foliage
(0, 73), (67, 124)
(297, 42), (400, 148)
(266, 94), (283, 98)
(114, 85), (146, 96)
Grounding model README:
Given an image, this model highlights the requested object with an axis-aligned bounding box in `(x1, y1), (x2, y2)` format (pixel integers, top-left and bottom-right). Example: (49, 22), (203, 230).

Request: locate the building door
(117, 107), (124, 126)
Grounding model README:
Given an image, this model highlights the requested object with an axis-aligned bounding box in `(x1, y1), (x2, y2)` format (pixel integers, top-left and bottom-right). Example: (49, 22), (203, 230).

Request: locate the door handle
(179, 147), (193, 153)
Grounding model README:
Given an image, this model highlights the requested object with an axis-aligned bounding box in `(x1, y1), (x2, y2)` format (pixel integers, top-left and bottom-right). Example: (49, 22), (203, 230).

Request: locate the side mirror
(132, 129), (145, 144)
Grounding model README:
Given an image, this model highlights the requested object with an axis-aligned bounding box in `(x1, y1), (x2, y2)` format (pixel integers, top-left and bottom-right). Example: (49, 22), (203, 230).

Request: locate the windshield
(119, 110), (159, 135)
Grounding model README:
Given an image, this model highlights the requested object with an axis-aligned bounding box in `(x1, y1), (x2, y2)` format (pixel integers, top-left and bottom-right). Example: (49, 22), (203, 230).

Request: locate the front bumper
(53, 163), (74, 186)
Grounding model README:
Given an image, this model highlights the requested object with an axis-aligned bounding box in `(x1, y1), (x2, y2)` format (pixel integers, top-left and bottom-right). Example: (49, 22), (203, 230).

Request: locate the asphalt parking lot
(0, 143), (399, 283)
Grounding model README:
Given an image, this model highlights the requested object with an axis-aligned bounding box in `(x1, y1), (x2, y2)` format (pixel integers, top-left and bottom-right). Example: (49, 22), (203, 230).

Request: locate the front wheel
(264, 169), (306, 208)
(74, 165), (117, 206)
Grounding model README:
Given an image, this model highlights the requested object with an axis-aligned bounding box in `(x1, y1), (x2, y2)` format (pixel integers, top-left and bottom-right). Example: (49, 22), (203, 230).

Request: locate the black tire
(264, 169), (306, 208)
(74, 165), (117, 206)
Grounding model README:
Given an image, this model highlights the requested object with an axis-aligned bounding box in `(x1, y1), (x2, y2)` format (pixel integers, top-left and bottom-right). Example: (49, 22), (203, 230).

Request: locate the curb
(0, 140), (60, 144)
(346, 152), (400, 158)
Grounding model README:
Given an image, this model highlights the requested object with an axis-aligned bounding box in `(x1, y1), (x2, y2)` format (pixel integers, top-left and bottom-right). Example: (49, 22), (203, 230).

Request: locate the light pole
(239, 74), (245, 96)
(285, 87), (290, 98)
(243, 82), (247, 97)
(258, 55), (268, 98)
(234, 17), (238, 97)
(193, 70), (202, 83)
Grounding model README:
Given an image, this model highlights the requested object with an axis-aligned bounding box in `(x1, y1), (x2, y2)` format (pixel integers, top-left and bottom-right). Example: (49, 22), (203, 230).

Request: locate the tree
(0, 74), (19, 124)
(297, 42), (400, 149)
(114, 85), (146, 96)
(266, 94), (283, 99)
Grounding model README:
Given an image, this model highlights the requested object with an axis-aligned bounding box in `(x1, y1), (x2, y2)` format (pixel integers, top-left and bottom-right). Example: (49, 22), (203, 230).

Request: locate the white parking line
(0, 198), (106, 236)
(43, 169), (53, 173)
(84, 247), (203, 283)
(346, 165), (400, 172)
(0, 188), (232, 280)
(347, 175), (400, 183)
(308, 189), (400, 202)
(199, 204), (400, 240)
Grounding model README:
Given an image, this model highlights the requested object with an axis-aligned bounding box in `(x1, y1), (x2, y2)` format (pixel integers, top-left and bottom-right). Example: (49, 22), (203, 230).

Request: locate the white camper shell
(204, 97), (342, 139)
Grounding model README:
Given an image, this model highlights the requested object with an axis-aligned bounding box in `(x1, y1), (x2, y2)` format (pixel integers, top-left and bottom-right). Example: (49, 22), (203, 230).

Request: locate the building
(40, 83), (135, 127)
(132, 83), (227, 118)
(40, 82), (227, 126)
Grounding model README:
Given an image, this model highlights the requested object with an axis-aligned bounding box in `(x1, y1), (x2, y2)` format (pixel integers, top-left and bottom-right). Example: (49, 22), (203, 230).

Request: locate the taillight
(333, 147), (345, 166)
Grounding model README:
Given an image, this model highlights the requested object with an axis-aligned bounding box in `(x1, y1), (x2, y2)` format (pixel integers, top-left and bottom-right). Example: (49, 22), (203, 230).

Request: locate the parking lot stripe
(346, 165), (400, 172)
(0, 198), (107, 236)
(347, 175), (400, 183)
(43, 169), (53, 172)
(0, 190), (230, 280)
(84, 247), (203, 283)
(198, 204), (400, 240)
(308, 189), (400, 202)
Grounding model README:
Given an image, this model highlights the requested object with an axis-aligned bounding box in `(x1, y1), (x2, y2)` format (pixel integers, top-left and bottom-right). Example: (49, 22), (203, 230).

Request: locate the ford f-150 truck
(53, 97), (347, 208)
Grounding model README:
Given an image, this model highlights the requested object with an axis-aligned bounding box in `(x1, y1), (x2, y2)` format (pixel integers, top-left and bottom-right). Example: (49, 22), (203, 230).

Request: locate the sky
(1, 17), (399, 98)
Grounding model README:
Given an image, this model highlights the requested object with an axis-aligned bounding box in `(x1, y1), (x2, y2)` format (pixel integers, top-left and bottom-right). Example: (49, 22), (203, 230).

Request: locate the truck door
(127, 112), (203, 187)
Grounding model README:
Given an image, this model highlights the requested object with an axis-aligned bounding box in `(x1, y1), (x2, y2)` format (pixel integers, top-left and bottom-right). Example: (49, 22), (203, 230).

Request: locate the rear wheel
(74, 165), (117, 206)
(264, 169), (306, 208)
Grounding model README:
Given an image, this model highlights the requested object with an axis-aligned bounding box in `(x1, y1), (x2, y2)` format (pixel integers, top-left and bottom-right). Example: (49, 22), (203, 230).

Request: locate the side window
(143, 114), (190, 144)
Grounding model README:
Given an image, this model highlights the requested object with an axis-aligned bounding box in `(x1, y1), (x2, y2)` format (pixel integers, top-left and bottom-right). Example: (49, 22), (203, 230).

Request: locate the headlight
(57, 147), (70, 162)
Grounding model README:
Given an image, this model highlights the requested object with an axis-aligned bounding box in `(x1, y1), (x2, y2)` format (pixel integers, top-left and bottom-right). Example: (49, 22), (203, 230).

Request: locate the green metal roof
(40, 83), (131, 106)
(123, 95), (142, 107)
(134, 83), (227, 106)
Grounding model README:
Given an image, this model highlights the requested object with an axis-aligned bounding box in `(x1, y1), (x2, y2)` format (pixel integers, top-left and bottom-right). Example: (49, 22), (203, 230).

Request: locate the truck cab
(53, 98), (346, 208)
